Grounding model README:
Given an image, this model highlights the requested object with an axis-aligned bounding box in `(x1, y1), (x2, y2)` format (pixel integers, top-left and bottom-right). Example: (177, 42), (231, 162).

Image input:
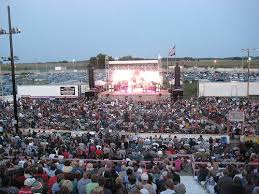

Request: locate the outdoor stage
(99, 90), (170, 101)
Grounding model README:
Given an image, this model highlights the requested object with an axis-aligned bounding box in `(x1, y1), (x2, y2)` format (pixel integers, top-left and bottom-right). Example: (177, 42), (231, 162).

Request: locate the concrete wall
(199, 82), (259, 97)
(17, 85), (79, 98)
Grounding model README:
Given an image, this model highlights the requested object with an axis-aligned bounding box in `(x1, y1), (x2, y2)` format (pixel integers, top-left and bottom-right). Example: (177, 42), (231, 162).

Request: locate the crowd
(0, 126), (258, 193)
(196, 162), (259, 194)
(0, 96), (258, 193)
(0, 97), (258, 135)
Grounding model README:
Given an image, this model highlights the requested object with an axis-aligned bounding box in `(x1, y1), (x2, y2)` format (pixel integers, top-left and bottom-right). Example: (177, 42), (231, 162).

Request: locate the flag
(168, 45), (176, 56)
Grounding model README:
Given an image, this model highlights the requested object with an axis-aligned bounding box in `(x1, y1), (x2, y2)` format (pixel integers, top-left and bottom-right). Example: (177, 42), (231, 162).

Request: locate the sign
(60, 87), (76, 96)
(228, 111), (244, 122)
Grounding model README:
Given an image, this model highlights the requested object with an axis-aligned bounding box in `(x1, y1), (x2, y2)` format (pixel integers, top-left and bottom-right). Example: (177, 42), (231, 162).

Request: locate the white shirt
(160, 189), (175, 194)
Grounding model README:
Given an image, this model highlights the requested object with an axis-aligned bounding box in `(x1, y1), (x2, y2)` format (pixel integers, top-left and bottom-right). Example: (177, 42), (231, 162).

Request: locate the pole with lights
(0, 6), (21, 133)
(241, 48), (258, 96)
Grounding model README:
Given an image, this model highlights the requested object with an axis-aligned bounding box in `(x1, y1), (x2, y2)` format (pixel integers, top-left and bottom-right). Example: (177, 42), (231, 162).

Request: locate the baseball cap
(141, 173), (149, 181)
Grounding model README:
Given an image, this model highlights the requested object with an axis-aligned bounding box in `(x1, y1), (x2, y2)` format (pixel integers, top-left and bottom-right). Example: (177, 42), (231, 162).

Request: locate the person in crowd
(115, 176), (128, 194)
(60, 180), (73, 194)
(140, 173), (155, 194)
(160, 179), (175, 194)
(126, 175), (138, 193)
(51, 173), (65, 194)
(217, 169), (233, 194)
(77, 172), (91, 194)
(230, 176), (245, 194)
(96, 176), (112, 194)
(86, 174), (99, 194)
(0, 176), (19, 194)
(175, 183), (186, 194)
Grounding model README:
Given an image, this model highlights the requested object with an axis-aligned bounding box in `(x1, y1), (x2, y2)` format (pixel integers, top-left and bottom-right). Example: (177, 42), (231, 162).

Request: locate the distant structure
(85, 64), (97, 100)
(88, 64), (95, 90)
(171, 62), (183, 101)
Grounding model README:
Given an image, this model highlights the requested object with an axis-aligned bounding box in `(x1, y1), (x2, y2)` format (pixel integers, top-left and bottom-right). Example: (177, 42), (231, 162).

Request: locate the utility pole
(0, 64), (3, 99)
(241, 48), (258, 96)
(0, 6), (21, 133)
(8, 6), (19, 133)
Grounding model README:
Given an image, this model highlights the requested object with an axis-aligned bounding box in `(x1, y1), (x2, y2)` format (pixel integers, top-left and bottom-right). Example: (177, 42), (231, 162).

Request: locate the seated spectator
(160, 179), (175, 194)
(197, 165), (208, 182)
(175, 183), (186, 194)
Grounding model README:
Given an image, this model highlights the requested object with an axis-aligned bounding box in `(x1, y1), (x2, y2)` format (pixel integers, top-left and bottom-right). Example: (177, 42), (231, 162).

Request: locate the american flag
(168, 45), (176, 56)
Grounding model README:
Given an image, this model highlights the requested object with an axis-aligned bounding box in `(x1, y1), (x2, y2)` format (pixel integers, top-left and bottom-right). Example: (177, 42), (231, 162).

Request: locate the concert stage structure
(99, 59), (170, 101)
(99, 90), (170, 101)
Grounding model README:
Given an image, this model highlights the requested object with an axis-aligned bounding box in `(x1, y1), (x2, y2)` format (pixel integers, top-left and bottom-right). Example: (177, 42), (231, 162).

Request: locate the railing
(4, 154), (259, 177)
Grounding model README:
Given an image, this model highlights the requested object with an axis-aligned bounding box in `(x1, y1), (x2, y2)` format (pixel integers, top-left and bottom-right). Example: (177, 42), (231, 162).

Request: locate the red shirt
(18, 187), (32, 194)
(63, 151), (69, 158)
(48, 176), (57, 194)
(96, 149), (103, 155)
(90, 146), (96, 152)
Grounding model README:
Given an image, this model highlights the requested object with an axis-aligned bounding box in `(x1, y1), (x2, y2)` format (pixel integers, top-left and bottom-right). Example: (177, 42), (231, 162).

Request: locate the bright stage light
(141, 71), (160, 83)
(112, 70), (133, 84)
(112, 70), (161, 84)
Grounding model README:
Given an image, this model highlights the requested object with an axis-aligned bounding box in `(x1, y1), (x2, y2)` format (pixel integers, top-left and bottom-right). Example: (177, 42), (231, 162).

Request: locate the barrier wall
(17, 85), (79, 98)
(199, 82), (259, 97)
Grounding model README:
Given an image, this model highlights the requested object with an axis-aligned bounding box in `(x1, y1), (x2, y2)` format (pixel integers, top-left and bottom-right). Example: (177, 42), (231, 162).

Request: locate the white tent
(95, 80), (106, 86)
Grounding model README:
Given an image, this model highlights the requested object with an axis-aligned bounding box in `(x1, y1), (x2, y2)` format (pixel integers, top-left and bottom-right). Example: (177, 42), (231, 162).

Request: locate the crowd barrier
(4, 153), (259, 178)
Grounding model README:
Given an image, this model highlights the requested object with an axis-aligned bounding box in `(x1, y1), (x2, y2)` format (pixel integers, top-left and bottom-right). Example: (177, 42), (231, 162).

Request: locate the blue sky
(0, 0), (258, 63)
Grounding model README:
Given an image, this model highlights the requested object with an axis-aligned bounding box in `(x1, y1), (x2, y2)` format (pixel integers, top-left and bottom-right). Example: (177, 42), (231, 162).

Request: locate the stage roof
(108, 60), (159, 65)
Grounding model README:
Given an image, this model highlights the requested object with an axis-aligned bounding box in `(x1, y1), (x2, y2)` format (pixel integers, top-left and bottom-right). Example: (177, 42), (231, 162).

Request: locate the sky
(0, 0), (259, 63)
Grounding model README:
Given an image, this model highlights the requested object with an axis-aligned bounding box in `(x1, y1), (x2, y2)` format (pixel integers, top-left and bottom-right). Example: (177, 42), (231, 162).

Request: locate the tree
(119, 55), (135, 61)
(89, 53), (114, 69)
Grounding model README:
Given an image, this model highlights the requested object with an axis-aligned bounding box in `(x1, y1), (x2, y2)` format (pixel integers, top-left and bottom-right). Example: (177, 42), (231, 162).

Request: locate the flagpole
(166, 55), (169, 76)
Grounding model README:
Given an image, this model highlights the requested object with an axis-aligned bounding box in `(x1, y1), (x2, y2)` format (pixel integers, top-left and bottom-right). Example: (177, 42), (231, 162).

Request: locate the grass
(183, 81), (198, 98)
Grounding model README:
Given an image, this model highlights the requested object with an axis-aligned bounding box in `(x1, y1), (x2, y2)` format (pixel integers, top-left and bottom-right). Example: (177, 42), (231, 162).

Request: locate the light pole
(0, 64), (3, 99)
(0, 5), (21, 133)
(96, 57), (99, 68)
(241, 48), (258, 96)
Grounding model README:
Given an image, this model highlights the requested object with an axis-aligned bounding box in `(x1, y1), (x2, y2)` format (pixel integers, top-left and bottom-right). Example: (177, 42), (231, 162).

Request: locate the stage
(98, 90), (170, 101)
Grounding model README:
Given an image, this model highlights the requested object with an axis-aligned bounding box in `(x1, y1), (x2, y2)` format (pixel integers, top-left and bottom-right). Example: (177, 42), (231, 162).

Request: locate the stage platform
(99, 90), (170, 101)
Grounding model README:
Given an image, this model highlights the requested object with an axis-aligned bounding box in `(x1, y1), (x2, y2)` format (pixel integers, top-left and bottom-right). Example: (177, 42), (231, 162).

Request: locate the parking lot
(1, 70), (259, 95)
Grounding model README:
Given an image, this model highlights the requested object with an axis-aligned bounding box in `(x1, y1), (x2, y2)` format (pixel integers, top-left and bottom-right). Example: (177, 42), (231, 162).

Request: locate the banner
(60, 86), (76, 96)
(228, 111), (244, 122)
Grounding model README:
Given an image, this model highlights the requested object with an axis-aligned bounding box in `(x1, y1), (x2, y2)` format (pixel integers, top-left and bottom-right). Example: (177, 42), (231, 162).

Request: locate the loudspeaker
(88, 65), (95, 89)
(85, 91), (97, 100)
(174, 63), (181, 89)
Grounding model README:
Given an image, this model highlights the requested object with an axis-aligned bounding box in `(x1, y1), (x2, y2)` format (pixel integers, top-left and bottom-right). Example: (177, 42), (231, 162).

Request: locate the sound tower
(174, 63), (181, 89)
(171, 62), (183, 101)
(88, 64), (95, 90)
